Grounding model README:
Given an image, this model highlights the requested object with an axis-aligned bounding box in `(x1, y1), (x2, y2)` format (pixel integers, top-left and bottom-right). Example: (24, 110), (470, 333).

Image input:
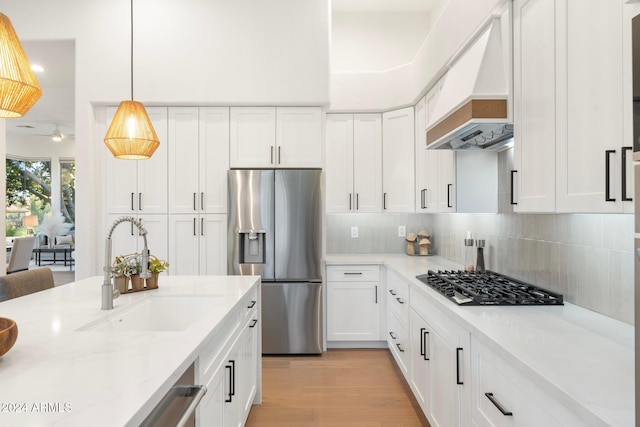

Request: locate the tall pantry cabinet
(167, 107), (229, 275)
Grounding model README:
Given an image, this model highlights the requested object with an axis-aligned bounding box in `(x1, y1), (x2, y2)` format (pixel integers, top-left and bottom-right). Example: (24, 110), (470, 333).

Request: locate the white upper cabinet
(276, 107), (323, 168)
(513, 0), (557, 213)
(555, 0), (630, 213)
(168, 107), (229, 214)
(326, 114), (382, 213)
(382, 107), (415, 212)
(415, 97), (429, 212)
(168, 213), (226, 276)
(513, 0), (633, 213)
(230, 107), (323, 169)
(105, 107), (168, 215)
(230, 107), (276, 168)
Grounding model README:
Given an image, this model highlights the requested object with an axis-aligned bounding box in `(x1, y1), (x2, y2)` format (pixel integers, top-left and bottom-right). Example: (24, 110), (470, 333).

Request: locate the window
(6, 158), (52, 236)
(60, 160), (75, 226)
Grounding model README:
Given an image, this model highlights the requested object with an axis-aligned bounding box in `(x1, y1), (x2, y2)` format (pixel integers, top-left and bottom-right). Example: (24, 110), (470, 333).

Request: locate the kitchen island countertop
(326, 253), (634, 427)
(0, 275), (260, 426)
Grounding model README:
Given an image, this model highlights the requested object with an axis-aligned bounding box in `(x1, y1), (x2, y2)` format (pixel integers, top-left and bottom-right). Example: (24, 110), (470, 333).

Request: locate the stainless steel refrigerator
(228, 169), (322, 354)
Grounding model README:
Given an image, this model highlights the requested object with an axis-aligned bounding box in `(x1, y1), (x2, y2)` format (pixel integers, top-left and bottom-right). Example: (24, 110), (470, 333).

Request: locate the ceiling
(6, 40), (75, 144)
(332, 0), (441, 13)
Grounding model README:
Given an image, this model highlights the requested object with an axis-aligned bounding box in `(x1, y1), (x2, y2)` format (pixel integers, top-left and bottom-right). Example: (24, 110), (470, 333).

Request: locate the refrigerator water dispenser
(239, 231), (265, 264)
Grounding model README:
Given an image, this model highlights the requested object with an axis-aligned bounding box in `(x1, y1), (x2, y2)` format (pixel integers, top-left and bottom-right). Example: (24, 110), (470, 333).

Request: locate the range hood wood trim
(426, 99), (507, 146)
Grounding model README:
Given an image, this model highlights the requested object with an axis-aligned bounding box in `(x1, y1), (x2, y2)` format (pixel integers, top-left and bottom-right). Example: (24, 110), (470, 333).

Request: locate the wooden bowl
(0, 318), (18, 357)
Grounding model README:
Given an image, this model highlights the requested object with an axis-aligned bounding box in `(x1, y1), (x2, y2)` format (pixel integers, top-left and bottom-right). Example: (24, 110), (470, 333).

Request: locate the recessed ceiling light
(30, 64), (44, 73)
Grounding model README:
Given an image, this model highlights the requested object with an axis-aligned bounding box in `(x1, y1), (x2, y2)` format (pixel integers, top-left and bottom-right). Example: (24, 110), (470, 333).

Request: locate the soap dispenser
(475, 239), (486, 272)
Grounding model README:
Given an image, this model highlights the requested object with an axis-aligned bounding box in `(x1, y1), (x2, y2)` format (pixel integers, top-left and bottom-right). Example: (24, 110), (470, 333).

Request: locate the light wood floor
(246, 348), (431, 427)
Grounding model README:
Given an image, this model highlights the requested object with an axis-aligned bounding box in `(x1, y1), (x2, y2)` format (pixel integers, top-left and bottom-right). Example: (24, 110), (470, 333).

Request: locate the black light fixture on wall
(104, 0), (160, 160)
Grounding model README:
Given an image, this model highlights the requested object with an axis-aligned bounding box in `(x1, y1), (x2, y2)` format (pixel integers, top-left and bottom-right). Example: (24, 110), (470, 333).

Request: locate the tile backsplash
(326, 150), (634, 324)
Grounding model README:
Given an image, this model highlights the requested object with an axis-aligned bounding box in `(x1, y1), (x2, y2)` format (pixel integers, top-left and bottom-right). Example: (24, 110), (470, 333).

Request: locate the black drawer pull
(249, 319), (258, 328)
(605, 150), (616, 202)
(422, 329), (430, 361)
(485, 393), (513, 416)
(396, 297), (405, 304)
(510, 170), (517, 205)
(396, 343), (405, 352)
(622, 146), (633, 202)
(247, 300), (257, 309)
(456, 347), (463, 385)
(343, 272), (363, 275)
(389, 331), (397, 340)
(389, 290), (397, 296)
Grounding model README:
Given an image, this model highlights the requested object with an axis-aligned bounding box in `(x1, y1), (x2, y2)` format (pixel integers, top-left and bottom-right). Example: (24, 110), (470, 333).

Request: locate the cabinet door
(200, 107), (230, 213)
(168, 215), (200, 275)
(409, 308), (431, 413)
(383, 107), (415, 212)
(276, 107), (323, 168)
(327, 281), (380, 341)
(104, 107), (138, 214)
(225, 341), (243, 427)
(229, 107), (276, 168)
(325, 114), (355, 213)
(240, 315), (259, 418)
(137, 107), (168, 214)
(556, 0), (624, 213)
(198, 362), (226, 427)
(199, 214), (227, 275)
(513, 0), (556, 212)
(168, 107), (200, 214)
(353, 114), (383, 212)
(415, 97), (429, 211)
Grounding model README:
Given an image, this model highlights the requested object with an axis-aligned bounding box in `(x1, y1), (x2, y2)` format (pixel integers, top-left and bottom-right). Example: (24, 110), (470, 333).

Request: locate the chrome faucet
(102, 216), (151, 310)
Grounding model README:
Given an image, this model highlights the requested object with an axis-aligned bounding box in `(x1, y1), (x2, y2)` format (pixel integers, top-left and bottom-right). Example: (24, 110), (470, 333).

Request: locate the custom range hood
(426, 18), (512, 150)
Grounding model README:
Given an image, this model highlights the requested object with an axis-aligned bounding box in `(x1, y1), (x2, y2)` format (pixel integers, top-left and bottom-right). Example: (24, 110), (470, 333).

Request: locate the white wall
(330, 0), (508, 111)
(2, 0), (331, 278)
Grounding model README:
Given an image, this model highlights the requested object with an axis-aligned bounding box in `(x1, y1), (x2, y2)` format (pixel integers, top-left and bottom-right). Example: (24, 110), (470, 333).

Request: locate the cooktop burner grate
(415, 270), (564, 306)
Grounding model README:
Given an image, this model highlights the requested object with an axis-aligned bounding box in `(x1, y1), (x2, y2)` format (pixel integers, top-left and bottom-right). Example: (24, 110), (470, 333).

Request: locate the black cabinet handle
(131, 192), (135, 211)
(193, 193), (197, 211)
(423, 330), (430, 361)
(605, 150), (616, 202)
(375, 285), (378, 304)
(622, 146), (633, 202)
(270, 146), (274, 164)
(396, 297), (405, 304)
(139, 193), (142, 211)
(456, 347), (463, 385)
(201, 192), (204, 210)
(278, 146), (281, 164)
(356, 193), (360, 210)
(485, 393), (513, 416)
(201, 218), (204, 236)
(396, 343), (405, 353)
(344, 272), (363, 275)
(193, 218), (197, 236)
(419, 328), (426, 357)
(225, 363), (233, 402)
(389, 290), (397, 296)
(230, 360), (236, 398)
(389, 331), (397, 340)
(447, 184), (453, 208)
(247, 300), (257, 309)
(421, 189), (427, 209)
(510, 170), (518, 205)
(383, 192), (387, 210)
(349, 193), (352, 211)
(249, 319), (258, 328)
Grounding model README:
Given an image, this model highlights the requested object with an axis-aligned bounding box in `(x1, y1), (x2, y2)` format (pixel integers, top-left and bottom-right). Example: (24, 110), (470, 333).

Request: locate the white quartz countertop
(326, 254), (634, 427)
(0, 275), (260, 426)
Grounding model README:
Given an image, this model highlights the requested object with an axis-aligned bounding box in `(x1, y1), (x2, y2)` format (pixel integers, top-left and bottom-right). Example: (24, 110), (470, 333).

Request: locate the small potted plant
(146, 255), (169, 289)
(112, 255), (133, 293)
(128, 256), (144, 291)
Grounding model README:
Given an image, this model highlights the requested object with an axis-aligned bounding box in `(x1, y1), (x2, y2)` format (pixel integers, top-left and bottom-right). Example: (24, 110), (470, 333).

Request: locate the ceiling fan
(33, 124), (75, 142)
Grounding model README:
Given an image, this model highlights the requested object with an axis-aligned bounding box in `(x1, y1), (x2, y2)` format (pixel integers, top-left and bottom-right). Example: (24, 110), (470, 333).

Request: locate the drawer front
(386, 269), (409, 323)
(242, 285), (259, 322)
(472, 338), (584, 427)
(327, 265), (380, 282)
(387, 308), (409, 376)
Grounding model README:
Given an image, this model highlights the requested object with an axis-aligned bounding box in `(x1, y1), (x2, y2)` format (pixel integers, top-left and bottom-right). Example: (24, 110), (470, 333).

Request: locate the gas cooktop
(415, 270), (564, 306)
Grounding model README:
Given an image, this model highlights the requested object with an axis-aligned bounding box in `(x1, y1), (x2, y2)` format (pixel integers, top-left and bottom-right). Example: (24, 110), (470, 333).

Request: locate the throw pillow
(56, 235), (73, 245)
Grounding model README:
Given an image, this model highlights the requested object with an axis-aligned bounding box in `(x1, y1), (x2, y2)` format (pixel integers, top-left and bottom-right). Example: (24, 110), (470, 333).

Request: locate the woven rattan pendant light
(104, 0), (159, 160)
(0, 13), (42, 118)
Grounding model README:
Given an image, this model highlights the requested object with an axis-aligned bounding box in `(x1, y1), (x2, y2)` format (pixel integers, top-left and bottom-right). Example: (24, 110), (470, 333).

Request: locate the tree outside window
(60, 161), (75, 225)
(6, 158), (52, 236)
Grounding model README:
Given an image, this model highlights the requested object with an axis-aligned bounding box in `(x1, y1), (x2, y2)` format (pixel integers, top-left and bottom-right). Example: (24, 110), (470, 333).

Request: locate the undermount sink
(78, 295), (224, 332)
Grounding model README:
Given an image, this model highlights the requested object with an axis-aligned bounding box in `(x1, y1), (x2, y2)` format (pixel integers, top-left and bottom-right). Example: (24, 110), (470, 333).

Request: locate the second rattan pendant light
(104, 0), (160, 160)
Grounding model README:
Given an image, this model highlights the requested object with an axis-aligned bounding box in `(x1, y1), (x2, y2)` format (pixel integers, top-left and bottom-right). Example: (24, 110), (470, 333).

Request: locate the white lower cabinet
(198, 286), (260, 427)
(326, 265), (382, 342)
(410, 288), (471, 427)
(471, 337), (583, 426)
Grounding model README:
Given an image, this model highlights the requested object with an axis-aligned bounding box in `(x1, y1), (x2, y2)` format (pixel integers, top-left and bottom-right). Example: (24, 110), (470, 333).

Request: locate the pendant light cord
(130, 0), (134, 101)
